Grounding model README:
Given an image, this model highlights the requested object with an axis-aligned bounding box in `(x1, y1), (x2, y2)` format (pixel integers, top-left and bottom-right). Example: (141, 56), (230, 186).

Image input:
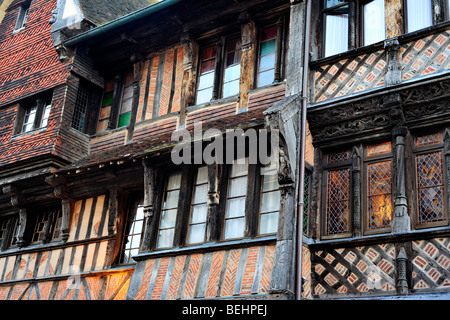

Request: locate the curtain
(364, 0), (386, 46)
(325, 14), (349, 57)
(407, 0), (433, 33)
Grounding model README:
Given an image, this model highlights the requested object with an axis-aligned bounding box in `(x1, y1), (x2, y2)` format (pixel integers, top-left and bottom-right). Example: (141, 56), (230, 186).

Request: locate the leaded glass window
(326, 168), (351, 235)
(365, 142), (393, 232)
(415, 132), (447, 227)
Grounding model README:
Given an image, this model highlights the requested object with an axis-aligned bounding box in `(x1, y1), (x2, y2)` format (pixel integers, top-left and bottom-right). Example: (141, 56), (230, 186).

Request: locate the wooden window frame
(256, 18), (287, 88)
(13, 95), (53, 136)
(413, 131), (449, 229)
(144, 158), (274, 252)
(362, 141), (394, 235)
(195, 33), (242, 105)
(117, 195), (145, 265)
(321, 149), (353, 240)
(14, 2), (30, 32)
(321, 0), (387, 57)
(30, 208), (62, 245)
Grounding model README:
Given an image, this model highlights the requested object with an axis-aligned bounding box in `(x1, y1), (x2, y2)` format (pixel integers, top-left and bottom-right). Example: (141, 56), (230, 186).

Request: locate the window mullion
(212, 38), (225, 100)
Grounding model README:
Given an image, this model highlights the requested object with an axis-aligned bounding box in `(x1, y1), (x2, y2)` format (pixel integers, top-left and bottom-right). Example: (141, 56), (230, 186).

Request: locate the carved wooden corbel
(45, 175), (71, 242)
(396, 246), (409, 295)
(384, 38), (401, 86)
(2, 185), (27, 247)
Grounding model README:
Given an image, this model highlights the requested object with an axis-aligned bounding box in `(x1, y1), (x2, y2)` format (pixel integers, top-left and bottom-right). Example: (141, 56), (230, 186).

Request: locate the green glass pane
(118, 112), (131, 128)
(102, 92), (113, 106)
(260, 39), (276, 57)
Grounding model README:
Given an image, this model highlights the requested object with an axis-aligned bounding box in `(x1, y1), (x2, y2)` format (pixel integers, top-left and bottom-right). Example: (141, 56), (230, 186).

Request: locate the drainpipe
(295, 0), (311, 301)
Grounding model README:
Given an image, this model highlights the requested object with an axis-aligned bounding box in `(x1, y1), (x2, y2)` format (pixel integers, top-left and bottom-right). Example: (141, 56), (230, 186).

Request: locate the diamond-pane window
(367, 142), (391, 157)
(326, 169), (351, 235)
(367, 161), (393, 230)
(416, 132), (442, 148)
(416, 151), (446, 224)
(327, 150), (350, 164)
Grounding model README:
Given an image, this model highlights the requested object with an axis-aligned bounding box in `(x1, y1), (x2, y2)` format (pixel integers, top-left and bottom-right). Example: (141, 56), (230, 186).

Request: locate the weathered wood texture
(126, 244), (276, 300)
(0, 268), (133, 300)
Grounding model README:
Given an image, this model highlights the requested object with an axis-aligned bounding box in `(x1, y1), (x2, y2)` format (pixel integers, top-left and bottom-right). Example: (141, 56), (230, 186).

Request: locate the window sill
(132, 235), (277, 261)
(187, 94), (239, 113)
(11, 127), (47, 140)
(307, 225), (450, 250)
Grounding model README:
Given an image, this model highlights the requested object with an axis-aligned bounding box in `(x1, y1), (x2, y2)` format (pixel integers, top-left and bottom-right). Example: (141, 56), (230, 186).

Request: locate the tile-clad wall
(126, 244), (276, 300)
(312, 29), (450, 104)
(0, 0), (70, 106)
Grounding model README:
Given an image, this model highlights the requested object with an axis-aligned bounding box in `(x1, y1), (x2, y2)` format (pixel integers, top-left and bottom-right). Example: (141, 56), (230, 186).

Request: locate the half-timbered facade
(0, 0), (449, 301)
(305, 0), (450, 299)
(0, 0), (304, 300)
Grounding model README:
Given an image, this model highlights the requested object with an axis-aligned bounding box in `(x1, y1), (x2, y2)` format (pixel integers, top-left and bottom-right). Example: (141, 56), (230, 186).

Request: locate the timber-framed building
(0, 0), (449, 301)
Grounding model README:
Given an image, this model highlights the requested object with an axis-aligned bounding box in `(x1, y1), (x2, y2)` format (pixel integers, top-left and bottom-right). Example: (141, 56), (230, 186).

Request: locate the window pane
(197, 88), (214, 104)
(260, 39), (276, 57)
(259, 54), (276, 72)
(191, 205), (208, 224)
(260, 191), (281, 213)
(224, 64), (241, 83)
(230, 158), (249, 177)
(261, 26), (277, 41)
(224, 217), (245, 239)
(159, 209), (177, 229)
(198, 71), (215, 91)
(259, 212), (279, 235)
(326, 169), (351, 235)
(193, 184), (208, 204)
(228, 177), (248, 197)
(325, 0), (348, 9)
(226, 197), (246, 218)
(257, 69), (275, 87)
(157, 229), (174, 248)
(406, 0), (432, 32)
(262, 173), (279, 192)
(118, 112), (131, 128)
(23, 106), (37, 133)
(325, 14), (349, 57)
(363, 0), (385, 46)
(167, 172), (182, 189)
(223, 80), (240, 98)
(416, 152), (446, 224)
(40, 102), (52, 128)
(197, 166), (208, 184)
(187, 223), (206, 245)
(367, 161), (393, 230)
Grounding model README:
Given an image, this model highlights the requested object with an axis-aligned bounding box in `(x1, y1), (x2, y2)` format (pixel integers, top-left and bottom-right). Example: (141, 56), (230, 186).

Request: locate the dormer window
(14, 2), (30, 32)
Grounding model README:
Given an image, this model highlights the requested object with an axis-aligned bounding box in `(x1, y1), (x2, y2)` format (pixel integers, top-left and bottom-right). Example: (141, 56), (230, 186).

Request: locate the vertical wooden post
(239, 13), (257, 111)
(60, 198), (71, 242)
(141, 159), (155, 252)
(392, 126), (411, 233)
(352, 145), (362, 237)
(126, 58), (143, 144)
(433, 0), (447, 23)
(385, 0), (404, 39)
(179, 32), (199, 127)
(205, 163), (220, 242)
